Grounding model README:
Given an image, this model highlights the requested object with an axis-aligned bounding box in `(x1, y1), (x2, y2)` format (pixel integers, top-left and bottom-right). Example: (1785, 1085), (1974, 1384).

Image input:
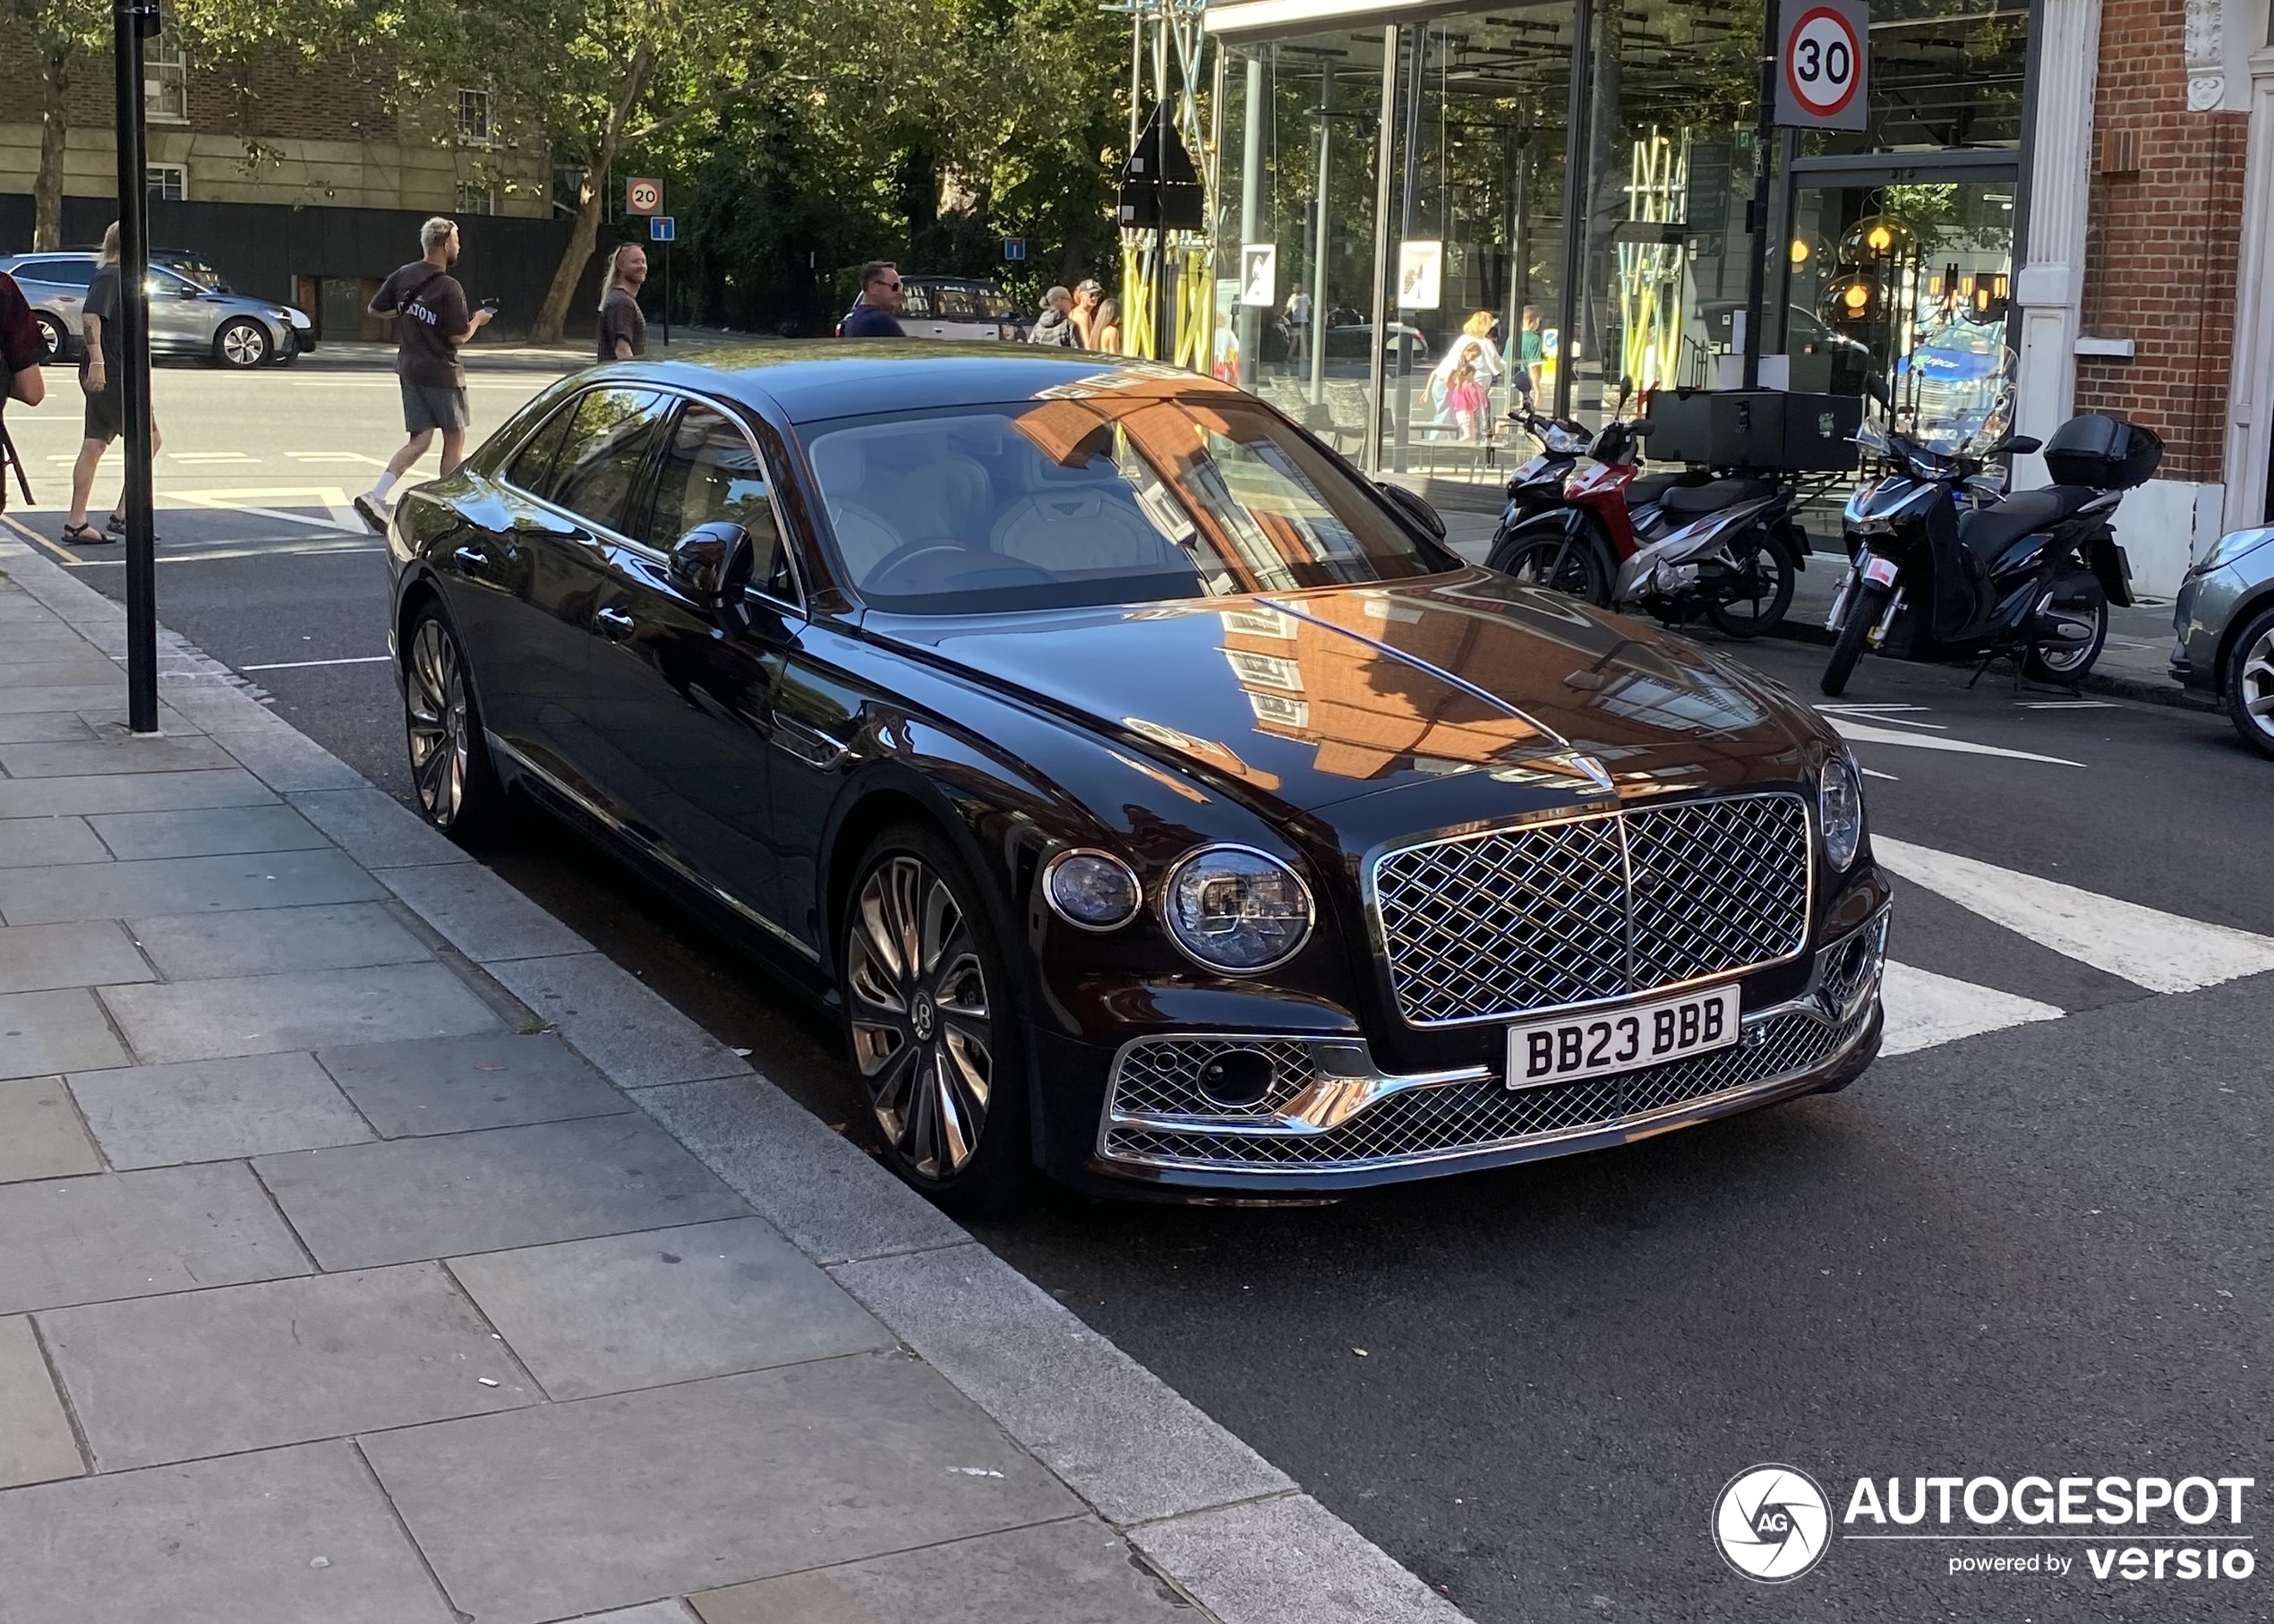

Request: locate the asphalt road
(8, 356), (2272, 1622)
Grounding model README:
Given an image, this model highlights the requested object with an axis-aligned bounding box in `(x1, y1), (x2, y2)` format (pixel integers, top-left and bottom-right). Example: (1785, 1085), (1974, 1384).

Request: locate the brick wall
(2073, 0), (2249, 483)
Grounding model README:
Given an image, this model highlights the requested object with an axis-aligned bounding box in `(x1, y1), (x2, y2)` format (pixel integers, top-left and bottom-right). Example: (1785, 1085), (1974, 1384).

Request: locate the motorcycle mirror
(1864, 372), (1893, 411)
(1617, 375), (1634, 407)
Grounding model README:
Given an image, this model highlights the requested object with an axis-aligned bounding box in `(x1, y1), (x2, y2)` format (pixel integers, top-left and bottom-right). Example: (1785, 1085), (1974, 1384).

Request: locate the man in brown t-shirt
(355, 216), (492, 532)
(596, 244), (648, 362)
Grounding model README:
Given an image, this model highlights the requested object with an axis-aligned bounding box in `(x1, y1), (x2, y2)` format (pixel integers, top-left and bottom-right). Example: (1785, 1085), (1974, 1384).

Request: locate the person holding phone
(355, 216), (492, 533)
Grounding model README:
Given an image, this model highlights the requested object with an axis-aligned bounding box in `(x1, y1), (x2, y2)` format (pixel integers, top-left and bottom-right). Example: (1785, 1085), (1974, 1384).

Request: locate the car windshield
(799, 389), (1449, 612)
(169, 260), (229, 292)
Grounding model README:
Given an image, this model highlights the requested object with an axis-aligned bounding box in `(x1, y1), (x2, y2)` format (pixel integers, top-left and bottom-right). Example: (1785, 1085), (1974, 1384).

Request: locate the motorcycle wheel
(1493, 529), (1611, 605)
(1821, 578), (1890, 697)
(2022, 592), (2108, 684)
(1703, 534), (1798, 638)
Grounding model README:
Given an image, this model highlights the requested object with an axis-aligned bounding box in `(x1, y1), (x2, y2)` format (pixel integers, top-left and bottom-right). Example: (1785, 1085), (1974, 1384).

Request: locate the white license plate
(1862, 554), (1901, 587)
(1506, 984), (1741, 1090)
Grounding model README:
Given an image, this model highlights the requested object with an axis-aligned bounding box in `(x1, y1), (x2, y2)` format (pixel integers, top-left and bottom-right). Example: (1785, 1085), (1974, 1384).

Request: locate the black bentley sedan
(384, 344), (1889, 1209)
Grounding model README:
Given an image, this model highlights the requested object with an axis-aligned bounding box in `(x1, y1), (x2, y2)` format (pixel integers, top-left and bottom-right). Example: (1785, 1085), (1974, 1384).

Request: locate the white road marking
(167, 451), (260, 464)
(2017, 699), (2116, 710)
(1873, 836), (2274, 994)
(239, 654), (392, 671)
(1860, 766), (1899, 781)
(172, 485), (363, 534)
(1817, 703), (1946, 731)
(1826, 715), (2085, 766)
(284, 451), (389, 466)
(66, 541), (380, 564)
(1880, 961), (2065, 1056)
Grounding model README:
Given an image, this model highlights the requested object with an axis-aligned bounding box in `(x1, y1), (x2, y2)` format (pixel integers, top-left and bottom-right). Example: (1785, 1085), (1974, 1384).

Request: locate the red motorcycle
(1488, 383), (1690, 601)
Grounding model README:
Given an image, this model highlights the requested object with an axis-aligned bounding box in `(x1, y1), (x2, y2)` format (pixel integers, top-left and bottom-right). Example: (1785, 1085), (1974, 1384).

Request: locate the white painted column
(2223, 41), (2274, 533)
(2013, 0), (2101, 484)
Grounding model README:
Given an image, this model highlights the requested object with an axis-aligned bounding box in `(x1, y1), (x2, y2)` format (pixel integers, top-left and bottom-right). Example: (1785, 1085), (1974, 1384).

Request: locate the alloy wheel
(845, 853), (995, 1181)
(406, 618), (471, 826)
(2238, 627), (2274, 745)
(218, 321), (268, 367)
(33, 312), (65, 362)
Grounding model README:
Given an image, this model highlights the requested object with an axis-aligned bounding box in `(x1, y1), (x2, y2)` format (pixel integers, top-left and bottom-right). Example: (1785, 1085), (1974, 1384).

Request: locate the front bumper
(1071, 907), (1888, 1196)
(2172, 564), (2250, 691)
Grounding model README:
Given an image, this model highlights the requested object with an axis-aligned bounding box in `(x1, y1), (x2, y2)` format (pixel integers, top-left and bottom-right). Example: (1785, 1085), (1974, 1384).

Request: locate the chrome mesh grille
(1371, 794), (1811, 1026)
(1108, 1037), (1318, 1120)
(1102, 1004), (1868, 1172)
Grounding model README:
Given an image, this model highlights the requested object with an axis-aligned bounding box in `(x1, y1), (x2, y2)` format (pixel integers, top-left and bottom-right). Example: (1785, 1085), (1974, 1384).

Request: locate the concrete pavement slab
(40, 1262), (534, 1470)
(831, 1243), (1293, 1527)
(68, 1050), (375, 1168)
(0, 683), (123, 716)
(99, 960), (502, 1064)
(0, 1313), (83, 1488)
(0, 711), (97, 744)
(0, 1161), (310, 1315)
(0, 814), (110, 868)
(447, 1218), (892, 1400)
(687, 1520), (1195, 1624)
(633, 1075), (968, 1266)
(211, 724), (371, 791)
(0, 987), (131, 1078)
(287, 784), (474, 869)
(376, 861), (590, 962)
(0, 660), (131, 690)
(0, 764), (276, 817)
(0, 846), (382, 924)
(0, 1440), (457, 1624)
(89, 803), (330, 859)
(128, 900), (430, 979)
(557, 1608), (697, 1624)
(1128, 1495), (1469, 1624)
(488, 952), (751, 1086)
(0, 919), (152, 994)
(254, 1114), (749, 1270)
(360, 1355), (1081, 1624)
(0, 1076), (102, 1183)
(0, 733), (236, 778)
(315, 1030), (629, 1138)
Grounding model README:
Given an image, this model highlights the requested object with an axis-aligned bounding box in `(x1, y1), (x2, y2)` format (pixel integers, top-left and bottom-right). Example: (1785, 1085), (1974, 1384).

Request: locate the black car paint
(389, 344), (1886, 1196)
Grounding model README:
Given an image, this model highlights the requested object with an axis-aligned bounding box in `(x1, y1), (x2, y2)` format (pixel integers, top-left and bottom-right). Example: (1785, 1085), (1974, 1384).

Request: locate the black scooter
(1819, 383), (2158, 696)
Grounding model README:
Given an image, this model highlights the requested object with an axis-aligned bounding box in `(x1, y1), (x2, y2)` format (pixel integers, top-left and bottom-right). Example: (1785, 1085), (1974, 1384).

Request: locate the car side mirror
(1376, 481), (1446, 542)
(667, 521), (754, 611)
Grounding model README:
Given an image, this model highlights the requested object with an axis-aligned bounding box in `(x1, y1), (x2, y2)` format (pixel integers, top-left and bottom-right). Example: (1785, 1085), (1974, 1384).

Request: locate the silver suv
(2172, 526), (2274, 756)
(1, 251), (312, 368)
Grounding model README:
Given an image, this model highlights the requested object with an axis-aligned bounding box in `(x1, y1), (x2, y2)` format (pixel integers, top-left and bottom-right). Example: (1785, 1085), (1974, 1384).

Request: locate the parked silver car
(2172, 525), (2274, 756)
(0, 251), (312, 368)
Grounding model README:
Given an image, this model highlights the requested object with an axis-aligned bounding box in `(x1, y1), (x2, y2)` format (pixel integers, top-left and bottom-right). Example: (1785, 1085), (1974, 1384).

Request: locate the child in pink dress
(1444, 358), (1489, 443)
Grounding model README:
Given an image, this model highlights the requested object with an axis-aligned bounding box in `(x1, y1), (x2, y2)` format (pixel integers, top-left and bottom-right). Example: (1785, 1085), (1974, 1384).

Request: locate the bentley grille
(1369, 793), (1812, 1027)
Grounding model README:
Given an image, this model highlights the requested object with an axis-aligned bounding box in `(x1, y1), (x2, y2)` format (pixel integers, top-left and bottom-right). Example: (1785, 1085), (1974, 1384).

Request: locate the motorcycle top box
(1642, 389), (1862, 474)
(2040, 413), (2165, 490)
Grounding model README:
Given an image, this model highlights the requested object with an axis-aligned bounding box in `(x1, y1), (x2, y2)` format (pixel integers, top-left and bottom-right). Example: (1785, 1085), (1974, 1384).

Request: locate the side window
(551, 388), (671, 533)
(503, 397), (580, 497)
(22, 259), (95, 289)
(643, 405), (787, 596)
(935, 286), (981, 321)
(901, 283), (933, 319)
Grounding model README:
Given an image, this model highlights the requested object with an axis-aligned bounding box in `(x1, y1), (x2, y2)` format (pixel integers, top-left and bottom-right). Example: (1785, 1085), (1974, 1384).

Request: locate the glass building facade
(1207, 0), (2036, 474)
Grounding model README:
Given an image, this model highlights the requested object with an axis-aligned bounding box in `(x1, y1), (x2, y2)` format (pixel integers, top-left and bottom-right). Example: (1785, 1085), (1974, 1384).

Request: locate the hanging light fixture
(1789, 237), (1811, 266)
(1823, 272), (1880, 323)
(1838, 214), (1918, 262)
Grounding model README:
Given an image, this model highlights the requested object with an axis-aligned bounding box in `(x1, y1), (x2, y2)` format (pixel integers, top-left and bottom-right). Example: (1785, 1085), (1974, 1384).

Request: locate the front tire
(213, 318), (269, 368)
(403, 604), (507, 841)
(841, 825), (1031, 1212)
(1491, 521), (1611, 604)
(2222, 604), (2274, 759)
(1822, 577), (1890, 697)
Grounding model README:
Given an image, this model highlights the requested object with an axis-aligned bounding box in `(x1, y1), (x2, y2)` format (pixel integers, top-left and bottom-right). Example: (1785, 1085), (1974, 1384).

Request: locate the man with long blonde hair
(597, 243), (648, 362)
(62, 222), (161, 547)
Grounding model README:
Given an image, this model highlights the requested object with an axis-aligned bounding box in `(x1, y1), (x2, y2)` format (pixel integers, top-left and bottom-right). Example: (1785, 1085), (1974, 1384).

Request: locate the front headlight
(1042, 850), (1140, 930)
(2189, 526), (2274, 578)
(285, 308), (312, 329)
(1819, 750), (1866, 872)
(1164, 845), (1312, 972)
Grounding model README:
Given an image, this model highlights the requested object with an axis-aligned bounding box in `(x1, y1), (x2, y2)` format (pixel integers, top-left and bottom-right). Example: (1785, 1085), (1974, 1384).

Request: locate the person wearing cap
(1073, 279), (1105, 348)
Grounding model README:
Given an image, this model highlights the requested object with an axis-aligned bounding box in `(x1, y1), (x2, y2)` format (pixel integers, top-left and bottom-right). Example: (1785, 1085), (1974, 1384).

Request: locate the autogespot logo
(1715, 1464), (1833, 1582)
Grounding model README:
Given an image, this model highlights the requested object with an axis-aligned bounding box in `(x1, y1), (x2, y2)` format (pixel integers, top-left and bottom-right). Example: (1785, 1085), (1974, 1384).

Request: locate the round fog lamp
(1164, 845), (1313, 972)
(1820, 750), (1866, 872)
(1042, 850), (1141, 930)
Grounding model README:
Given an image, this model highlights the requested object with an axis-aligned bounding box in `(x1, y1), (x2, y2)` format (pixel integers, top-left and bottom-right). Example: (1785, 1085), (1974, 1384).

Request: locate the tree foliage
(8, 0), (111, 248)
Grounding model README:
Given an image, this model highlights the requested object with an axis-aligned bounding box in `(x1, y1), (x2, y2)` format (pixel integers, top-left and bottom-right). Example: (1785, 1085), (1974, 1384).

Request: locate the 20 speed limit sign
(626, 176), (663, 215)
(1775, 0), (1868, 131)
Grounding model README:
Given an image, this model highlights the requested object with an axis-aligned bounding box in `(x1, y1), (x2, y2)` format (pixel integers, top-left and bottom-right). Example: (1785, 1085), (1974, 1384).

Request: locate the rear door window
(16, 259), (95, 289)
(551, 388), (671, 534)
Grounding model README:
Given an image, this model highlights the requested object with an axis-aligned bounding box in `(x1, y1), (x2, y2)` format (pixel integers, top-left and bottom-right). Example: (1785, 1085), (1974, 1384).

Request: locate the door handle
(453, 544), (488, 575)
(594, 604), (635, 639)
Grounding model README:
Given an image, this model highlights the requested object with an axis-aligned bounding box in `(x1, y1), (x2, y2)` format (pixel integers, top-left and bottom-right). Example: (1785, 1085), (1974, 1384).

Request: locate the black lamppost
(112, 0), (160, 734)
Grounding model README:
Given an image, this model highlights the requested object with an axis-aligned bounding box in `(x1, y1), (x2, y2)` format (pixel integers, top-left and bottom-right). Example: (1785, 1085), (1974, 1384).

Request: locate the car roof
(615, 342), (1235, 424)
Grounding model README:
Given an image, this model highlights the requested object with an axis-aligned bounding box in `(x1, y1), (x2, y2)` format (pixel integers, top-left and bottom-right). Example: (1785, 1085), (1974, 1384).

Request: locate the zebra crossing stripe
(1880, 961), (2065, 1056)
(1873, 837), (2274, 996)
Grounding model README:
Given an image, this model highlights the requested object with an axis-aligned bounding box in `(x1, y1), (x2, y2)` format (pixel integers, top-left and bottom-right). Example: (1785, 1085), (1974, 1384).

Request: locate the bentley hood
(874, 570), (1826, 818)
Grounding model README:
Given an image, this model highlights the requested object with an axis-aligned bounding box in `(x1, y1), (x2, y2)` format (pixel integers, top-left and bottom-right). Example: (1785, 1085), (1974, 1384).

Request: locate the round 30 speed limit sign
(1777, 0), (1869, 130)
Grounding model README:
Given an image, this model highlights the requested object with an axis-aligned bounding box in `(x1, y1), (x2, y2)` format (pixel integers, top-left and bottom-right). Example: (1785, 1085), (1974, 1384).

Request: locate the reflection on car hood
(874, 568), (1825, 816)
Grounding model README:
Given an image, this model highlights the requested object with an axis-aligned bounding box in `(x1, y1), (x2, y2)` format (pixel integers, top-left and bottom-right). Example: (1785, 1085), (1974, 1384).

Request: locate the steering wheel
(864, 539), (1054, 596)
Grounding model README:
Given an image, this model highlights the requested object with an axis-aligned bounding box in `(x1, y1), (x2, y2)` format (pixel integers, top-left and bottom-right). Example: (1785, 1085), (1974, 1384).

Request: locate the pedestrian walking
(1284, 287), (1312, 368)
(1428, 310), (1503, 429)
(839, 262), (907, 338)
(1092, 297), (1123, 355)
(1073, 279), (1104, 347)
(0, 266), (45, 513)
(1028, 286), (1078, 346)
(597, 244), (649, 362)
(355, 217), (492, 534)
(1516, 303), (1546, 402)
(60, 223), (159, 547)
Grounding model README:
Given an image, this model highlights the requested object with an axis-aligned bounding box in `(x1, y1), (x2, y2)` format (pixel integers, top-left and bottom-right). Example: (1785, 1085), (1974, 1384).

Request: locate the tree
(7, 0), (109, 249)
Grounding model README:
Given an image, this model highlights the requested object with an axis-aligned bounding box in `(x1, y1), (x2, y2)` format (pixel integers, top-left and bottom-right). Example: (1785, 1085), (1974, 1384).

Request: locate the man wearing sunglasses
(839, 262), (907, 338)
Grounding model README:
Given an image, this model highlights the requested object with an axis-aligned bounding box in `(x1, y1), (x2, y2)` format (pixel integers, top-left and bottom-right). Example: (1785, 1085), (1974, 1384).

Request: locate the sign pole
(112, 0), (158, 734)
(663, 235), (671, 348)
(1740, 0), (1778, 391)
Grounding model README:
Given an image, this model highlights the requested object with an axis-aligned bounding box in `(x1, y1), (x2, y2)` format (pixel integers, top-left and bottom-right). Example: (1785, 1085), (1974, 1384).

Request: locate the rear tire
(2221, 605), (2274, 760)
(1703, 532), (1797, 638)
(1491, 523), (1611, 605)
(403, 603), (507, 842)
(32, 312), (67, 363)
(2022, 591), (2107, 684)
(1822, 578), (1890, 697)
